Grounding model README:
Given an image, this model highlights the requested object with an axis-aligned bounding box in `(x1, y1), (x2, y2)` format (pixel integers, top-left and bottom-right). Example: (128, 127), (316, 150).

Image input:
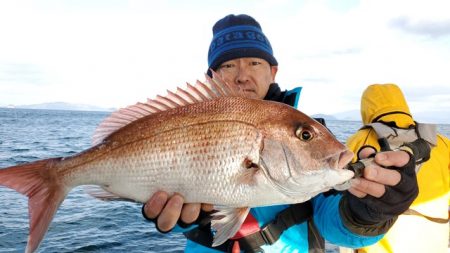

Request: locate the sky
(1, 0), (449, 121)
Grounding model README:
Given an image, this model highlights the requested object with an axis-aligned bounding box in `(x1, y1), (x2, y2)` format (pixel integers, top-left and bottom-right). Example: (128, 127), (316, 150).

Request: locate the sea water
(0, 108), (449, 253)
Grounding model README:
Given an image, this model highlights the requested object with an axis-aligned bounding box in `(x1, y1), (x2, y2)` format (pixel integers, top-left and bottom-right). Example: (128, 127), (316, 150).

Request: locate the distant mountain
(332, 110), (360, 122)
(310, 113), (338, 121)
(312, 111), (360, 122)
(13, 102), (115, 112)
(314, 110), (449, 125)
(5, 102), (449, 124)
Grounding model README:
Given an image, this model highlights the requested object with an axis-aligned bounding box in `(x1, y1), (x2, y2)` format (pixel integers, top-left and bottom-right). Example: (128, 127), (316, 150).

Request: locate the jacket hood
(360, 83), (415, 127)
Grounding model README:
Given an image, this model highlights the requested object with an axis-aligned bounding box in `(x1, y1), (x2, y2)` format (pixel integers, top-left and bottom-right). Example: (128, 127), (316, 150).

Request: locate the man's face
(216, 57), (278, 99)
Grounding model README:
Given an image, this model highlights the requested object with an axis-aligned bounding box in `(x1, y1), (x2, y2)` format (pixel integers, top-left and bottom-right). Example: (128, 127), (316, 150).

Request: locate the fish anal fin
(83, 185), (136, 202)
(211, 207), (250, 247)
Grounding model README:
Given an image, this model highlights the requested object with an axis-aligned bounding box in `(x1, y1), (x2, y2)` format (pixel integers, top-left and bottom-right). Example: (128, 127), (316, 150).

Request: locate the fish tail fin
(0, 158), (69, 253)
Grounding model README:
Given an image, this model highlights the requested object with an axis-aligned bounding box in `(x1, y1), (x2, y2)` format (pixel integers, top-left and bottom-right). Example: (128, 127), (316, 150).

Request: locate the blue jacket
(176, 84), (384, 252)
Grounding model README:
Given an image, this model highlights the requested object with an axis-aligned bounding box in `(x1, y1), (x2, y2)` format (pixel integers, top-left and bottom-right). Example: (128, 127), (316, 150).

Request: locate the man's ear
(271, 66), (278, 82)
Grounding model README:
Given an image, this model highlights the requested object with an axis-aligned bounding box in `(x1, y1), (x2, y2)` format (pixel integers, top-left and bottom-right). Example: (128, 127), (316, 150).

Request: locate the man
(142, 14), (421, 252)
(346, 83), (449, 253)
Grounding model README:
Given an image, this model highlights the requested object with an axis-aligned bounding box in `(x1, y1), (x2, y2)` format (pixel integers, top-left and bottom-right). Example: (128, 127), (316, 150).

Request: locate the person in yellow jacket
(346, 83), (449, 253)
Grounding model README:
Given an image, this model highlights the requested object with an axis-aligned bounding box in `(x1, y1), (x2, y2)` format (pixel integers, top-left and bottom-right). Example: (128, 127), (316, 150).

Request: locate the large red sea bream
(0, 74), (354, 252)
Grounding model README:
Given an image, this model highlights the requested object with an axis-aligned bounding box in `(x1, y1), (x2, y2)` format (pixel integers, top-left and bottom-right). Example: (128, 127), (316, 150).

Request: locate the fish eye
(295, 127), (314, 141)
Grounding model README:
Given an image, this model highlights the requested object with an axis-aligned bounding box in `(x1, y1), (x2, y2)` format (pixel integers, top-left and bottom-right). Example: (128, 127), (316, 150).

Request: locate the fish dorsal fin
(92, 71), (240, 146)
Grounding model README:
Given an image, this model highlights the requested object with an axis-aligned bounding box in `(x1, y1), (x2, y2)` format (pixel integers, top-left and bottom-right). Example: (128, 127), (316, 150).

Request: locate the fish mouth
(325, 149), (354, 170)
(337, 150), (354, 170)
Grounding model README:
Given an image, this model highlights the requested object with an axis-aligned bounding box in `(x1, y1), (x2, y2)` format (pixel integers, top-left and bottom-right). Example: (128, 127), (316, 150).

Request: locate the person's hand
(142, 191), (214, 232)
(348, 148), (409, 198)
(345, 147), (419, 225)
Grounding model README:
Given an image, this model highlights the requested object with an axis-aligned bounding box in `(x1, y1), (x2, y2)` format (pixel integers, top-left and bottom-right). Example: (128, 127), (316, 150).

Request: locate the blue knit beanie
(207, 14), (278, 72)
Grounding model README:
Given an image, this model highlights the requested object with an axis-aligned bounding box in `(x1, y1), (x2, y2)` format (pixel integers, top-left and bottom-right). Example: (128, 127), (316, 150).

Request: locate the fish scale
(66, 121), (262, 206)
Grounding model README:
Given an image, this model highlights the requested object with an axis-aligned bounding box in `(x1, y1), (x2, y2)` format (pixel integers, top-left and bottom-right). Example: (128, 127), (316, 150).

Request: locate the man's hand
(348, 149), (409, 198)
(142, 191), (213, 232)
(345, 147), (419, 225)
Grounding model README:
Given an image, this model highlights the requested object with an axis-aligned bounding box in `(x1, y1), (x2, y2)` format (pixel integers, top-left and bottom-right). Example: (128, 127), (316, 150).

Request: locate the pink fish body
(0, 75), (354, 252)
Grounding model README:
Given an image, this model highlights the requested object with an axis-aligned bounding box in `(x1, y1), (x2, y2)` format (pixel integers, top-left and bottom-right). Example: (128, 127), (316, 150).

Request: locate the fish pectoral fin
(236, 157), (260, 185)
(83, 185), (136, 202)
(237, 167), (259, 185)
(210, 206), (250, 247)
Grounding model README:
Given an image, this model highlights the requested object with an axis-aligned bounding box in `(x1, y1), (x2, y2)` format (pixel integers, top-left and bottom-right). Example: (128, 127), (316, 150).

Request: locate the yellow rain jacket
(346, 83), (450, 253)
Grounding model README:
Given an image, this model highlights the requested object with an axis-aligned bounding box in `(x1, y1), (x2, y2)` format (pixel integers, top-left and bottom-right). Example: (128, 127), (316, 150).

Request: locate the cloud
(389, 16), (450, 38)
(296, 47), (363, 59)
(404, 85), (450, 98)
(0, 0), (449, 120)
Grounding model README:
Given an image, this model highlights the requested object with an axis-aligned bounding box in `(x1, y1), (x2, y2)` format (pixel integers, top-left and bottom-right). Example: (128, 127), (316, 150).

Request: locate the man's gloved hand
(346, 151), (418, 224)
(340, 139), (431, 234)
